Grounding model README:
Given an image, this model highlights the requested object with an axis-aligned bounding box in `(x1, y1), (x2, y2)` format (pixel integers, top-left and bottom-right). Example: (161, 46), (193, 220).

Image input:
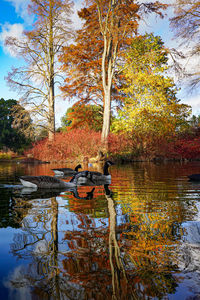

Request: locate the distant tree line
(0, 98), (31, 153)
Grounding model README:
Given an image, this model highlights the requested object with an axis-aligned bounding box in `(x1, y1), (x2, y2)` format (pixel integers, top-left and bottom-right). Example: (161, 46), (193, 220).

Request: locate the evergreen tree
(0, 98), (32, 152)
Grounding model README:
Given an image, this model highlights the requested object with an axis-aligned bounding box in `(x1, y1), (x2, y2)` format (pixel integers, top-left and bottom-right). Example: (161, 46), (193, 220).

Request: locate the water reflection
(0, 162), (200, 299)
(5, 187), (177, 298)
(105, 184), (128, 299)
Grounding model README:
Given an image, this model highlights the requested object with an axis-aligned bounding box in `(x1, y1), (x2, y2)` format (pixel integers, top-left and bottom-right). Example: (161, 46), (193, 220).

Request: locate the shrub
(108, 133), (135, 155)
(0, 150), (16, 160)
(25, 128), (200, 161)
(25, 129), (102, 161)
(168, 137), (200, 160)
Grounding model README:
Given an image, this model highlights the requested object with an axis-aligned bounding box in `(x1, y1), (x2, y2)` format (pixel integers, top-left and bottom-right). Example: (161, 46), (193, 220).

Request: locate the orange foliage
(60, 0), (167, 109)
(60, 4), (104, 104)
(66, 103), (102, 131)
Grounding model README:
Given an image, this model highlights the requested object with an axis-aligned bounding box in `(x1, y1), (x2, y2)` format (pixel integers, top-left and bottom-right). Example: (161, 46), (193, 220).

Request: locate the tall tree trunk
(48, 0), (55, 141)
(101, 30), (114, 147)
(101, 88), (111, 144)
(98, 0), (118, 147)
(51, 196), (61, 299)
(48, 80), (55, 141)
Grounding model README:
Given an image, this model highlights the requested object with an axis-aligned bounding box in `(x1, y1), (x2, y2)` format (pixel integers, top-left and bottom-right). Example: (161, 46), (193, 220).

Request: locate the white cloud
(182, 94), (200, 116)
(72, 0), (84, 30)
(3, 265), (32, 300)
(5, 0), (83, 28)
(4, 0), (32, 24)
(0, 23), (24, 56)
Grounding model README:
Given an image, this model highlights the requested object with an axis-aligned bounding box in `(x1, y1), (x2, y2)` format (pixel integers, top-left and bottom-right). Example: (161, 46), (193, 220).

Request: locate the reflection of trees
(111, 162), (200, 268)
(0, 188), (32, 228)
(5, 187), (107, 299)
(5, 195), (62, 299)
(7, 184), (179, 299)
(64, 185), (108, 218)
(0, 163), (24, 184)
(62, 188), (111, 298)
(105, 185), (178, 299)
(62, 185), (178, 299)
(105, 184), (128, 299)
(4, 164), (200, 299)
(109, 163), (200, 298)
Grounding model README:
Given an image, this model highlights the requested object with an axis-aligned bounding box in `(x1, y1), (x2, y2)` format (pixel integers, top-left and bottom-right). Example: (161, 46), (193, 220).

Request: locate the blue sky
(0, 0), (200, 127)
(0, 1), (24, 99)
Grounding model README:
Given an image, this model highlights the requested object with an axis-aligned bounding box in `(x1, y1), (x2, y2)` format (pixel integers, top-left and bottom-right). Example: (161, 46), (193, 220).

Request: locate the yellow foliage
(113, 34), (191, 137)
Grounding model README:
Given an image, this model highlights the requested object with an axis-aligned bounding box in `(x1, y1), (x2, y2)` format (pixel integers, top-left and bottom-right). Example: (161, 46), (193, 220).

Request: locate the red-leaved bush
(25, 129), (136, 162)
(25, 128), (200, 162)
(167, 137), (200, 160)
(108, 133), (135, 155)
(25, 129), (102, 161)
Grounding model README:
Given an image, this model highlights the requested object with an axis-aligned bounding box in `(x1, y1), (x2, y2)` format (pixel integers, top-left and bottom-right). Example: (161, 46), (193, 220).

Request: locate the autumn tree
(113, 34), (191, 146)
(170, 1), (200, 89)
(60, 7), (105, 125)
(6, 0), (74, 141)
(61, 0), (167, 146)
(61, 103), (103, 131)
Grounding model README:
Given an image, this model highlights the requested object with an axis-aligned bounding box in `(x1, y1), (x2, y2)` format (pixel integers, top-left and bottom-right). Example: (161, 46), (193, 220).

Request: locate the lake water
(0, 161), (200, 300)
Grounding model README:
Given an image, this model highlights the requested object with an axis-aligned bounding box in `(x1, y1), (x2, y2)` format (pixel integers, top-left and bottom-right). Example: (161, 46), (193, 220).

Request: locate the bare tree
(6, 0), (74, 140)
(170, 1), (200, 90)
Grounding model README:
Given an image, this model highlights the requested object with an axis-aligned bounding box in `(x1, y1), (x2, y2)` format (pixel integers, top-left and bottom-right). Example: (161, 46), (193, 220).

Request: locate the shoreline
(1, 156), (200, 164)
